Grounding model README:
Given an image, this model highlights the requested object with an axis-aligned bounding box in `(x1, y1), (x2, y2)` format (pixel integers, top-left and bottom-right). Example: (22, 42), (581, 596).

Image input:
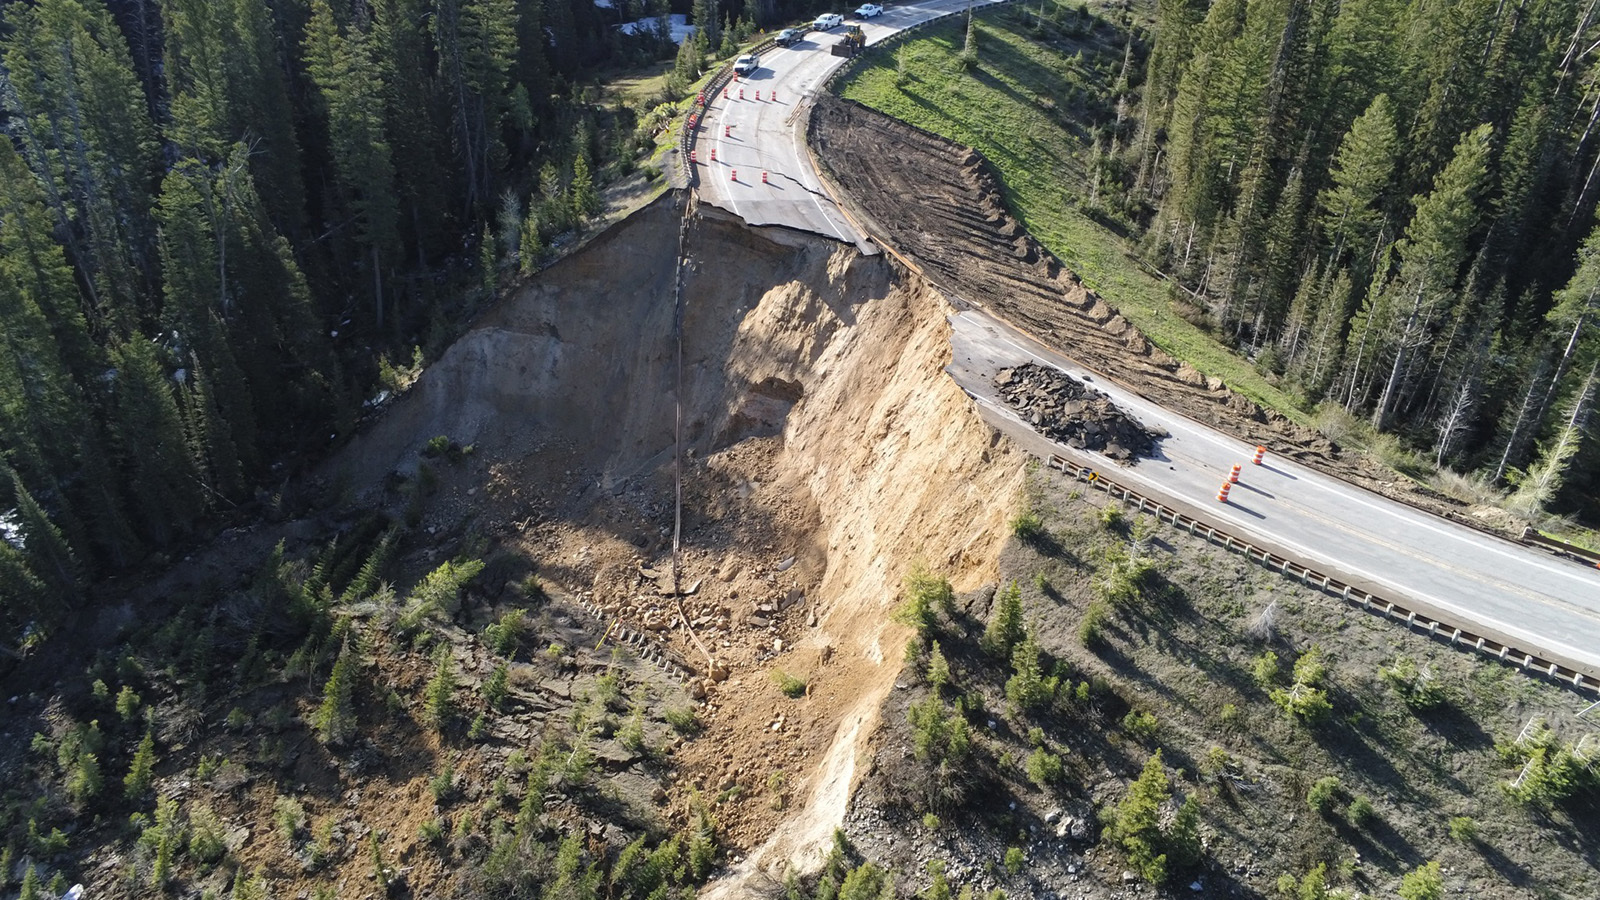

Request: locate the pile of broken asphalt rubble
(994, 363), (1166, 463)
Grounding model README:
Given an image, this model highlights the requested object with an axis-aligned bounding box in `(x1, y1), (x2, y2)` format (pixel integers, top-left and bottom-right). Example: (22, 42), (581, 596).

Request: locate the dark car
(775, 27), (803, 46)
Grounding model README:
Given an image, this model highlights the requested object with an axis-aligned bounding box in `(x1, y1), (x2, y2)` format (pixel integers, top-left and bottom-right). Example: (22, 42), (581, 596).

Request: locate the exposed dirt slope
(331, 193), (1022, 882)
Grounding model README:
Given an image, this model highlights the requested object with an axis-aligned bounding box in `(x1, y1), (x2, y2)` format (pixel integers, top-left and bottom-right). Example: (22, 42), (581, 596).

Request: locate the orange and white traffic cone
(755, 90), (761, 101)
(709, 148), (717, 161)
(724, 124), (731, 137)
(689, 150), (697, 163)
(1229, 463), (1241, 484)
(730, 169), (737, 181)
(739, 88), (745, 100)
(1253, 445), (1266, 465)
(761, 171), (768, 183)
(1217, 481), (1232, 503)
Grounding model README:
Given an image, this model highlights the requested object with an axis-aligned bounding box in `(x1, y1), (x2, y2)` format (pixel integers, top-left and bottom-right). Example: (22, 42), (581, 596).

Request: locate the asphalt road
(693, 4), (1600, 683)
(694, 0), (1006, 249)
(948, 308), (1600, 679)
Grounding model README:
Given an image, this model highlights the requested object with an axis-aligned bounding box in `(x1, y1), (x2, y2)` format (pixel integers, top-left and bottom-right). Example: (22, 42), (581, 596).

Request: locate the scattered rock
(993, 362), (1165, 462)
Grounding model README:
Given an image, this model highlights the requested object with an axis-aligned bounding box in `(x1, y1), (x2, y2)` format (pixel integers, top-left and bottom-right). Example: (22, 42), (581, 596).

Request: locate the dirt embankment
(808, 97), (1504, 524)
(333, 192), (1022, 884)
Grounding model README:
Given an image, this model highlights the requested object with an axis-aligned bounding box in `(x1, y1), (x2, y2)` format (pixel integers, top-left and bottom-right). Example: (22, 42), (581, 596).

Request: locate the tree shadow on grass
(1335, 814), (1425, 872)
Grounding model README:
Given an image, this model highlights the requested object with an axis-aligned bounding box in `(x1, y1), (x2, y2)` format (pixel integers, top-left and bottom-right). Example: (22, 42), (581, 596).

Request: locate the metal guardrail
(1522, 527), (1600, 567)
(1043, 453), (1600, 697)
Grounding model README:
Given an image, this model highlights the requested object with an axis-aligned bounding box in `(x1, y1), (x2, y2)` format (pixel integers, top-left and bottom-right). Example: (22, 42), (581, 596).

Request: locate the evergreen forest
(0, 0), (820, 631)
(1120, 0), (1600, 519)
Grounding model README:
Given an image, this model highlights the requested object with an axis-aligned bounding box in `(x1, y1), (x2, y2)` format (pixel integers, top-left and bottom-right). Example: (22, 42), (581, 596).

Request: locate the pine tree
(2, 468), (84, 611)
(570, 152), (600, 225)
(373, 0), (450, 263)
(303, 0), (401, 330)
(982, 581), (1025, 658)
(124, 728), (156, 799)
(2, 0), (160, 317)
(315, 641), (359, 745)
(1367, 125), (1493, 429)
(1317, 94), (1398, 268)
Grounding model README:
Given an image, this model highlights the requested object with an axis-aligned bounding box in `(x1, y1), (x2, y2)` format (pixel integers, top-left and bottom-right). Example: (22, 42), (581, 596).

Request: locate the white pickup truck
(855, 4), (884, 17)
(813, 12), (844, 29)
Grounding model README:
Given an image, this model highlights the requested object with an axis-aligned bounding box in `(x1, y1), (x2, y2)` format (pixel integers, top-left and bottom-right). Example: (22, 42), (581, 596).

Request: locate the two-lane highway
(693, 0), (1007, 247)
(948, 308), (1600, 679)
(688, 3), (1600, 684)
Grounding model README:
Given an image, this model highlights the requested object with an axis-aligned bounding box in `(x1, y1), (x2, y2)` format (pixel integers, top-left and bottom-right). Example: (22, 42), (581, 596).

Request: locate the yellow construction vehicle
(830, 24), (865, 57)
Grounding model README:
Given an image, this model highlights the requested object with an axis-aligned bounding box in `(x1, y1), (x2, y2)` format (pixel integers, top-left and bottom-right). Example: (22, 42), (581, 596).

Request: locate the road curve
(693, 0), (1007, 247)
(694, 4), (1600, 684)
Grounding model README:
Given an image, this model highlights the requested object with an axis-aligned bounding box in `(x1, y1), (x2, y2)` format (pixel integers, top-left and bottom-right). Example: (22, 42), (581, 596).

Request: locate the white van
(813, 12), (844, 29)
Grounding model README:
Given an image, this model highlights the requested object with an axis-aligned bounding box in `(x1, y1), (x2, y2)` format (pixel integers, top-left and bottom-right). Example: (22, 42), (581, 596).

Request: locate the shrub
(274, 797), (306, 846)
(1099, 503), (1125, 530)
(665, 706), (701, 735)
(1010, 510), (1045, 542)
(1307, 776), (1342, 815)
(982, 582), (1026, 657)
(1447, 816), (1478, 843)
(1122, 709), (1160, 743)
(1398, 861), (1443, 900)
(772, 669), (807, 698)
(1026, 747), (1063, 789)
(423, 647), (458, 731)
(1379, 656), (1447, 710)
(922, 812), (941, 830)
(124, 728), (156, 800)
(1095, 546), (1155, 607)
(1347, 795), (1375, 827)
(483, 609), (528, 657)
(116, 685), (142, 723)
(1252, 651), (1282, 688)
(1004, 845), (1025, 875)
(1078, 599), (1110, 648)
(430, 764), (457, 804)
(226, 707), (250, 731)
